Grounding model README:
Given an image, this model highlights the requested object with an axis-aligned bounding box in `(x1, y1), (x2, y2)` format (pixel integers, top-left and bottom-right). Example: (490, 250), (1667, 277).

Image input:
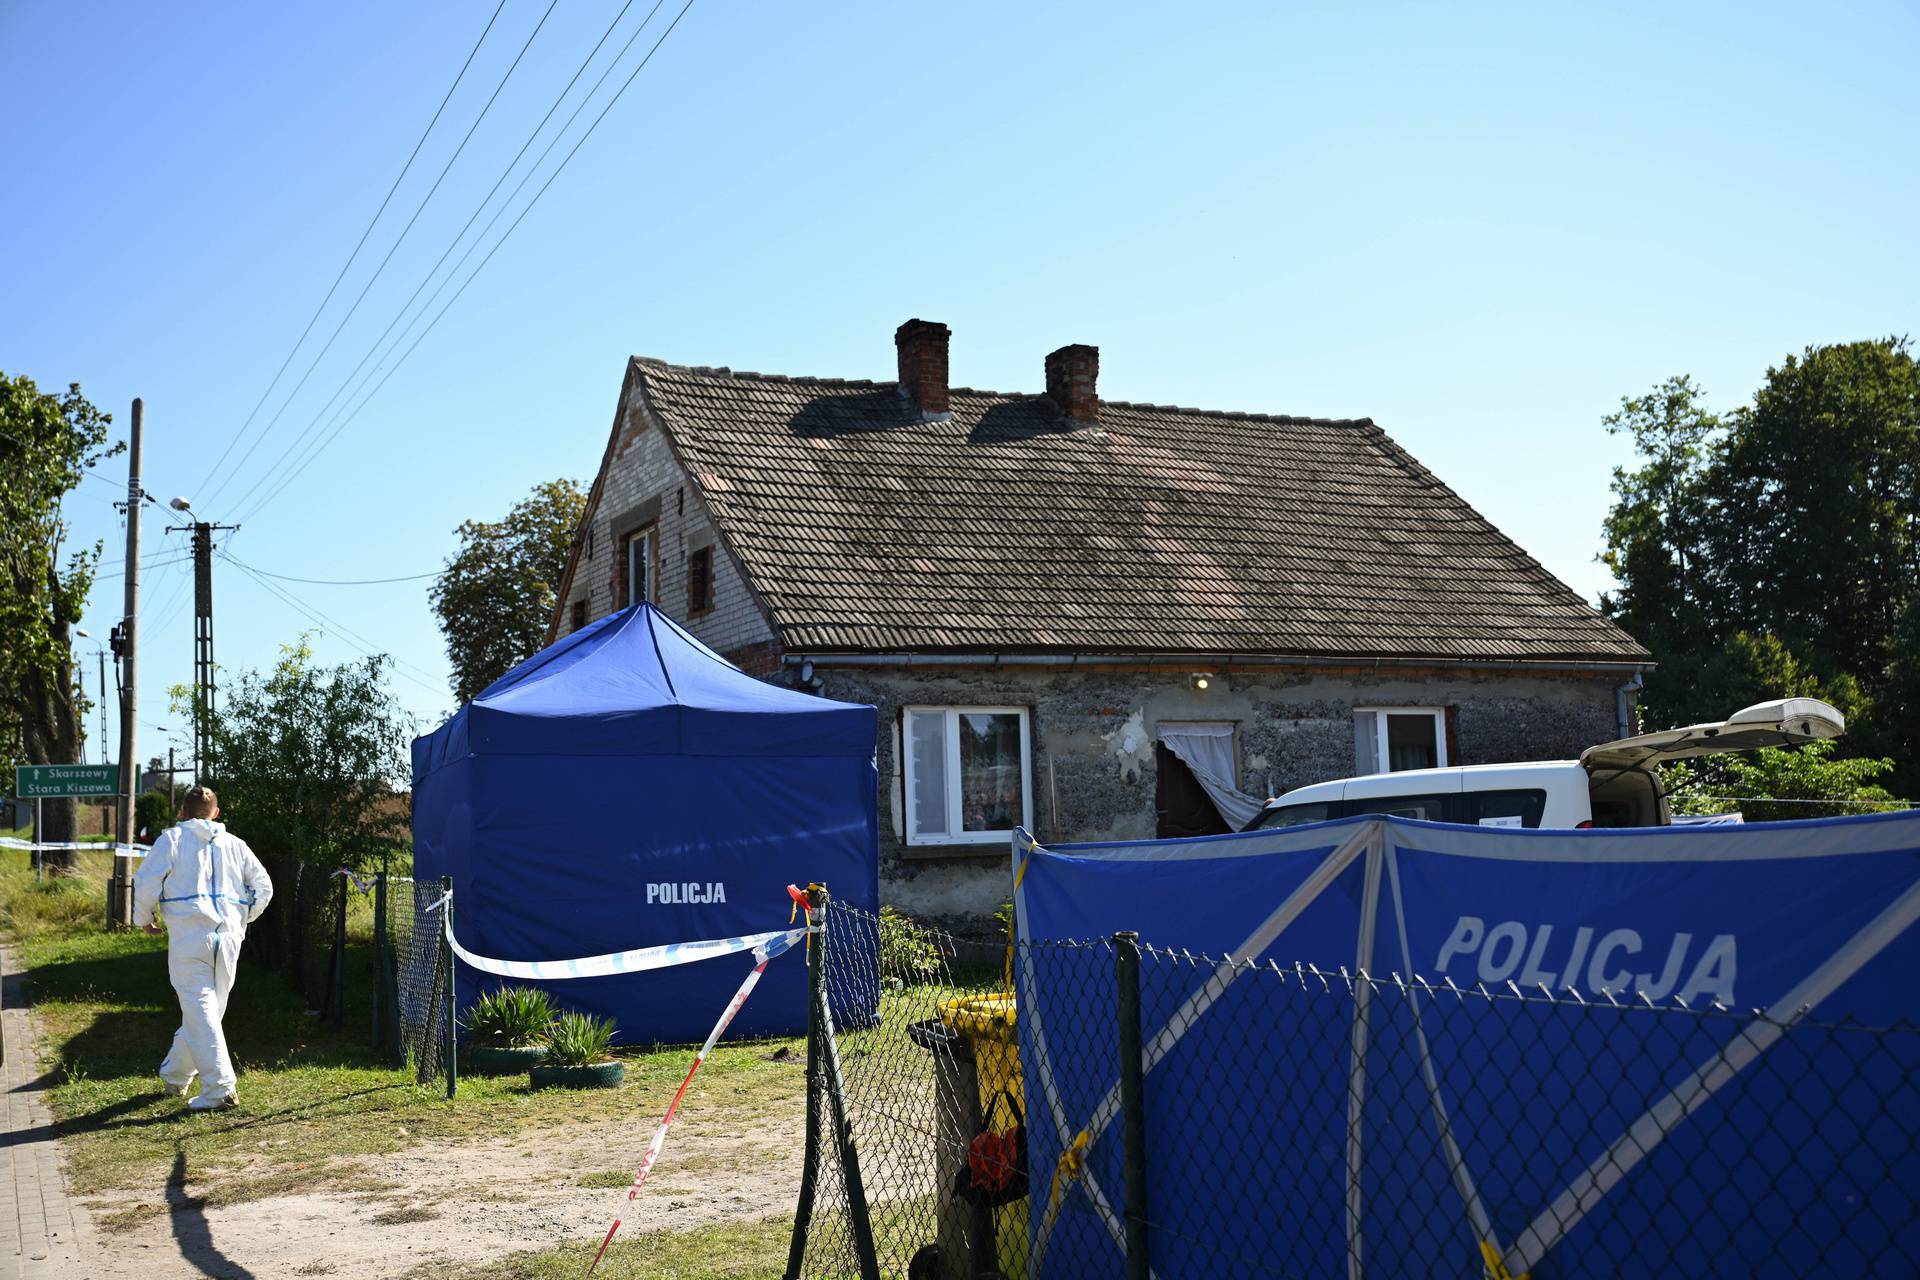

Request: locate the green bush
(461, 986), (555, 1046)
(134, 790), (173, 842)
(1664, 740), (1904, 822)
(877, 905), (942, 982)
(543, 1010), (618, 1065)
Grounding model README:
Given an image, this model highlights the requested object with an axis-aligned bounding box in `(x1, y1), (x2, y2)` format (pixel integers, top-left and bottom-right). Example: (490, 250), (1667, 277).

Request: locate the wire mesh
(794, 921), (1920, 1279)
(793, 902), (1016, 1280)
(386, 875), (451, 1090)
(1056, 946), (1920, 1279)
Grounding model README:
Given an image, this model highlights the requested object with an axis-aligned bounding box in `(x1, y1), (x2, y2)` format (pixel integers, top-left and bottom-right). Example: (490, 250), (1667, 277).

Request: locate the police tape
(0, 837), (146, 856)
(438, 910), (810, 982)
(586, 935), (791, 1275)
(330, 866), (374, 893)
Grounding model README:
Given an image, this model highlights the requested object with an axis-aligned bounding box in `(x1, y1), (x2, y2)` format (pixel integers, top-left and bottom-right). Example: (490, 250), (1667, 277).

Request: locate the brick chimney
(895, 319), (950, 418)
(1045, 343), (1099, 423)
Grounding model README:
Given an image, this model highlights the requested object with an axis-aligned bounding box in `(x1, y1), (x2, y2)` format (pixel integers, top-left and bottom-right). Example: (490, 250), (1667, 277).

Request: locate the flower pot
(466, 1043), (549, 1075)
(530, 1061), (625, 1089)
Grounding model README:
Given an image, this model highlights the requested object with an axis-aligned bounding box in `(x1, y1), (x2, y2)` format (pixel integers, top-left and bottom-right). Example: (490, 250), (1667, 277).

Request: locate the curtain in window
(1158, 724), (1263, 830)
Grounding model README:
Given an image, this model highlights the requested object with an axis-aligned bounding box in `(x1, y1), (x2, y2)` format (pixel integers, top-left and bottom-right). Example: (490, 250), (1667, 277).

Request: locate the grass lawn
(399, 1196), (940, 1278)
(0, 850), (805, 1225)
(401, 1215), (793, 1278)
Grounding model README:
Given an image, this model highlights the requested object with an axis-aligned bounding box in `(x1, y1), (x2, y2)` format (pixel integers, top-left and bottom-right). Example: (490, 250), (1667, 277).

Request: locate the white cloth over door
(1158, 724), (1264, 830)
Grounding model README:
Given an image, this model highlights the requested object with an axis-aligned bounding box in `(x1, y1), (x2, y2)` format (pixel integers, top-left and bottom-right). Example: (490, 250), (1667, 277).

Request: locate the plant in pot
(462, 986), (554, 1075)
(530, 1010), (624, 1089)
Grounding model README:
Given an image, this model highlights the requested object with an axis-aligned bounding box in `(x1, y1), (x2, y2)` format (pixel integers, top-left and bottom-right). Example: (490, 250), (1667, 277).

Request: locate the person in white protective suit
(131, 785), (273, 1111)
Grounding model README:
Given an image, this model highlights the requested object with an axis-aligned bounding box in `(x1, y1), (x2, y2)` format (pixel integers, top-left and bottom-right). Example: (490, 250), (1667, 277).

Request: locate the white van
(1244, 699), (1846, 832)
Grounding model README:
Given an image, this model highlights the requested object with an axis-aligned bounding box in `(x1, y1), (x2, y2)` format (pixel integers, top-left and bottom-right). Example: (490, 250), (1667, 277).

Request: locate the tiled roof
(629, 358), (1648, 663)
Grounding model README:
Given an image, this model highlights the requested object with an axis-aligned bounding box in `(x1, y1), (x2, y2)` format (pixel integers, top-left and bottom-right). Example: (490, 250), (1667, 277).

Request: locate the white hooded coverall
(131, 819), (274, 1099)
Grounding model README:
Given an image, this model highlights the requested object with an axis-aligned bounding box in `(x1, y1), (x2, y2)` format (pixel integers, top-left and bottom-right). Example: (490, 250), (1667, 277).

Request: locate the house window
(903, 707), (1032, 845)
(621, 527), (655, 608)
(1355, 707), (1447, 774)
(687, 546), (714, 615)
(569, 600), (587, 633)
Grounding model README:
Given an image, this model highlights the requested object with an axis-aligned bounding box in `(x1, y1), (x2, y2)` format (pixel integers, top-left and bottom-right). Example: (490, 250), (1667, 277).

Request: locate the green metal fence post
(442, 875), (457, 1099)
(783, 885), (826, 1280)
(328, 875), (348, 1031)
(371, 872), (387, 1057)
(1115, 930), (1150, 1280)
(792, 885), (880, 1280)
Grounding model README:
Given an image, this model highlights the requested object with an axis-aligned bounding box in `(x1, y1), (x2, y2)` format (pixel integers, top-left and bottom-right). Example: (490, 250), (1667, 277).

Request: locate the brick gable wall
(566, 388), (777, 656)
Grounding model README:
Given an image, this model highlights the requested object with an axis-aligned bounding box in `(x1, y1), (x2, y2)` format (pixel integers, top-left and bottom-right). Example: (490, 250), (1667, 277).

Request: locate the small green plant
(877, 905), (942, 983)
(543, 1010), (619, 1065)
(461, 986), (555, 1046)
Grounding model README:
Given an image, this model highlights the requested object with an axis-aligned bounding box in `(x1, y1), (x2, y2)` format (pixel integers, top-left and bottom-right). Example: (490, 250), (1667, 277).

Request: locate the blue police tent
(1013, 811), (1920, 1279)
(411, 602), (878, 1043)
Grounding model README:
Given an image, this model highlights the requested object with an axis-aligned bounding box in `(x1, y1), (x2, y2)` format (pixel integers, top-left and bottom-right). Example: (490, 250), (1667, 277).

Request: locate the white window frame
(1358, 706), (1448, 774)
(625, 527), (654, 606)
(902, 706), (1034, 846)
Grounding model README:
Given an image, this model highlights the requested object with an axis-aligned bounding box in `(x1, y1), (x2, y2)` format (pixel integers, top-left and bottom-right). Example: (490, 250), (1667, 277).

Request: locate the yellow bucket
(939, 993), (1028, 1276)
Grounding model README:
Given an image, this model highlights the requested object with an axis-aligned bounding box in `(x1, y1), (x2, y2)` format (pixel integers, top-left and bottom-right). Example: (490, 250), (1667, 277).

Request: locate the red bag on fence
(952, 1090), (1029, 1208)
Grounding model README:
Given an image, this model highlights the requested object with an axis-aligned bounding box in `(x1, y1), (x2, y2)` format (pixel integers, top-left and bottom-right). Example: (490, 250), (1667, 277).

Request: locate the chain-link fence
(787, 899), (1016, 1280)
(385, 874), (454, 1094)
(789, 903), (1920, 1279)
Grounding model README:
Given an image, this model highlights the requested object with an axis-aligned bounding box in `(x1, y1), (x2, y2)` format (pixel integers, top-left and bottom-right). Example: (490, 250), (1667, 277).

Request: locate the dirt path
(74, 1106), (803, 1277)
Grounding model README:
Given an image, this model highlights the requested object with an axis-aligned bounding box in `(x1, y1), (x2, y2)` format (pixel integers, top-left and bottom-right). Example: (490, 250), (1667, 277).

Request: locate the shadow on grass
(166, 1150), (257, 1279)
(32, 937), (397, 1080)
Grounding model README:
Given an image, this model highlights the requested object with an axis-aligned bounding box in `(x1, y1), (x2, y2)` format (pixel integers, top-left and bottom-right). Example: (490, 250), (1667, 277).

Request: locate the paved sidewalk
(2, 948), (91, 1279)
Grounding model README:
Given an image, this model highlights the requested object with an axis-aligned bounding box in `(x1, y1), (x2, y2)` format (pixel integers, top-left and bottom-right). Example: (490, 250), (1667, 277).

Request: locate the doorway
(1154, 742), (1232, 838)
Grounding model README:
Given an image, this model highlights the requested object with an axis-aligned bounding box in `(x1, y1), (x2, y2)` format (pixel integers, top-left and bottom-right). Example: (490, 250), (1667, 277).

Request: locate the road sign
(13, 763), (120, 799)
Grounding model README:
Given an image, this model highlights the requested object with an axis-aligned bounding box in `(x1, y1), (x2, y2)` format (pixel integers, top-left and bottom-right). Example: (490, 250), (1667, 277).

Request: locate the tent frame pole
(1115, 930), (1151, 1280)
(442, 875), (457, 1099)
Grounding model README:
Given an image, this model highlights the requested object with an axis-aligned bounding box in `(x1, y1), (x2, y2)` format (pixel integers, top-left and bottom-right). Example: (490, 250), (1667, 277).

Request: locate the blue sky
(4, 0), (1915, 765)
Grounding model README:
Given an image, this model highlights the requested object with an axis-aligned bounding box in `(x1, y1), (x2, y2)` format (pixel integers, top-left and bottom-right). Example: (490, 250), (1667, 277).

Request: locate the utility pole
(97, 649), (108, 765)
(167, 517), (237, 775)
(193, 522), (213, 773)
(113, 398), (142, 926)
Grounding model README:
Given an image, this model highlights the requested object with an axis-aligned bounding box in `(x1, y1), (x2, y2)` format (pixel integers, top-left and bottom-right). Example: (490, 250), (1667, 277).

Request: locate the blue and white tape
(0, 837), (146, 856)
(441, 916), (809, 981)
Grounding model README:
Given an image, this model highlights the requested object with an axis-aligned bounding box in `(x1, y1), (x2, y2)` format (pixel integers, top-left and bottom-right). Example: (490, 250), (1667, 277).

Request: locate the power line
(196, 0), (514, 505)
(226, 0), (662, 524)
(234, 0), (703, 524)
(220, 551), (449, 696)
(205, 0), (564, 512)
(98, 544), (195, 571)
(142, 556), (196, 638)
(223, 555), (440, 586)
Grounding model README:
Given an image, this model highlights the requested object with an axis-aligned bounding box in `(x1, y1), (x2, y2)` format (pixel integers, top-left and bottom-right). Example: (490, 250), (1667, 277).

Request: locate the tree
(185, 637), (414, 872)
(183, 637), (413, 983)
(430, 478), (585, 704)
(1706, 339), (1920, 683)
(1600, 340), (1920, 793)
(0, 374), (119, 870)
(1598, 375), (1722, 665)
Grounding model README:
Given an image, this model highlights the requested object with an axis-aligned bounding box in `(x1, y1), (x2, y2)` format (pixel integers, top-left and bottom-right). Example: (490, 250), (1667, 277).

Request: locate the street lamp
(170, 497), (193, 513)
